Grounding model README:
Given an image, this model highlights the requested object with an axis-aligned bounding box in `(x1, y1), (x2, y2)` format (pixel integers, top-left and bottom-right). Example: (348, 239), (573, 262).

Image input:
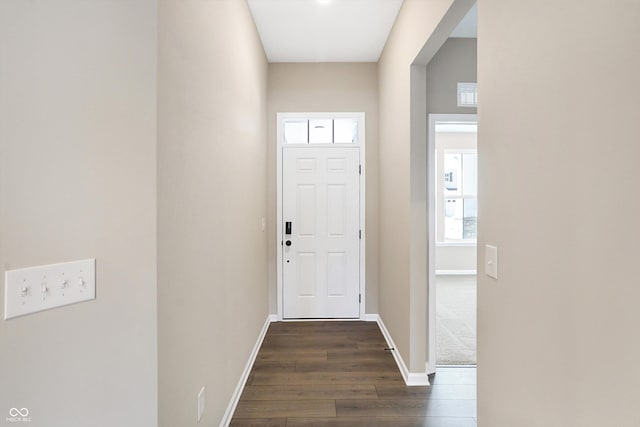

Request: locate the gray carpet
(436, 275), (477, 365)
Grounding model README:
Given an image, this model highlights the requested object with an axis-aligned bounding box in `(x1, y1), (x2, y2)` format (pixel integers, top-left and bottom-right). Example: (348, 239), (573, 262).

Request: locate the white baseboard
(280, 318), (362, 322)
(219, 315), (273, 427)
(374, 314), (430, 386)
(364, 313), (379, 322)
(435, 269), (477, 276)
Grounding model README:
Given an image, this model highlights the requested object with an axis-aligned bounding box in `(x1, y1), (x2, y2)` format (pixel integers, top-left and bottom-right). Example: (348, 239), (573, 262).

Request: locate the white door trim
(427, 113), (477, 374)
(276, 112), (366, 321)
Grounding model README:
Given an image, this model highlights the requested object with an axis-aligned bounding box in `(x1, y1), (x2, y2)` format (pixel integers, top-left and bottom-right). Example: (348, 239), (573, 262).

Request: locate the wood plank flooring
(230, 321), (476, 426)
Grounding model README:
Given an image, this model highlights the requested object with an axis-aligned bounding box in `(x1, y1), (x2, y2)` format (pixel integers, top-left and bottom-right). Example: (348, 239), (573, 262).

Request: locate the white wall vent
(457, 82), (478, 107)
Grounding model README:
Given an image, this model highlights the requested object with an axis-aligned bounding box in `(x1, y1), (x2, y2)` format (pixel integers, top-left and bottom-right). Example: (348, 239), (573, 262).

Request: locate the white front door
(282, 146), (360, 319)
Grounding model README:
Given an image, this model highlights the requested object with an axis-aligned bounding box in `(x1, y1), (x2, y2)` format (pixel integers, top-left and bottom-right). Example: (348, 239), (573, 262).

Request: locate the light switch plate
(4, 259), (96, 320)
(485, 245), (498, 279)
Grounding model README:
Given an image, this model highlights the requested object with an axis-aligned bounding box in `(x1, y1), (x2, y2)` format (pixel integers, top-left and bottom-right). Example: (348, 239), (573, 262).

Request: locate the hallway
(231, 321), (477, 426)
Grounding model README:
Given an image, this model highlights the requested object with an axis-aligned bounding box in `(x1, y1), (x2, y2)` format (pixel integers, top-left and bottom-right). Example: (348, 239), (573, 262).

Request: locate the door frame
(276, 112), (366, 321)
(427, 113), (477, 373)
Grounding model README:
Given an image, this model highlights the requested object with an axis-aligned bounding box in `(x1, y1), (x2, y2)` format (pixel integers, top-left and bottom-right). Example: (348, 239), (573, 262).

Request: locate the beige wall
(427, 37), (477, 115)
(378, 0), (458, 372)
(157, 1), (268, 425)
(436, 246), (476, 271)
(267, 63), (379, 314)
(0, 1), (158, 426)
(478, 1), (640, 426)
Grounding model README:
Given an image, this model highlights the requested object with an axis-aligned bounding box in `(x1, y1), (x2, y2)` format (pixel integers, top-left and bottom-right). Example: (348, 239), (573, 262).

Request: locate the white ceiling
(247, 0), (404, 63)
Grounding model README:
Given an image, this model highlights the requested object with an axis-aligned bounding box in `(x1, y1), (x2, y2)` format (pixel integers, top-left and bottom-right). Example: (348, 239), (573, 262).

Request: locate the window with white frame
(442, 151), (477, 242)
(283, 117), (359, 144)
(457, 82), (478, 107)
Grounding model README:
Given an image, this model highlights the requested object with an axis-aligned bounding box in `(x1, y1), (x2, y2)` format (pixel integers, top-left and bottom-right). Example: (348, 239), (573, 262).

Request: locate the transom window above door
(283, 118), (359, 144)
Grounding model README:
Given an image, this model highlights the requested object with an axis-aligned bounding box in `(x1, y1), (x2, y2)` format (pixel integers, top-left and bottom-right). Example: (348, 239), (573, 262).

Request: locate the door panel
(327, 184), (346, 236)
(296, 253), (316, 296)
(297, 185), (316, 236)
(327, 252), (347, 296)
(283, 147), (360, 319)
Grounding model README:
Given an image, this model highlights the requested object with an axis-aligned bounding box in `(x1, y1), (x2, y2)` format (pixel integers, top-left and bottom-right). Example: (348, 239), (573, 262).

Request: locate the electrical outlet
(197, 386), (205, 422)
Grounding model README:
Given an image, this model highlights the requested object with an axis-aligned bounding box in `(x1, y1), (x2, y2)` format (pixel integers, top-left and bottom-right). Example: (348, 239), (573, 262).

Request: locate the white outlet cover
(4, 259), (96, 320)
(197, 386), (205, 422)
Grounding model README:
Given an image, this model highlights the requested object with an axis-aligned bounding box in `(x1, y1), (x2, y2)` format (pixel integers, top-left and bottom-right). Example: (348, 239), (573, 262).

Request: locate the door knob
(285, 240), (292, 246)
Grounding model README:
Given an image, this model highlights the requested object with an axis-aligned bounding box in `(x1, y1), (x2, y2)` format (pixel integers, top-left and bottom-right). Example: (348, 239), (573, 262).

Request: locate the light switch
(4, 259), (96, 320)
(485, 245), (498, 279)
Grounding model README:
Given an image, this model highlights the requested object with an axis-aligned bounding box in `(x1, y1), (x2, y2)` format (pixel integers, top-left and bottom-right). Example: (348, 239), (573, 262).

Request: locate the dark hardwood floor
(230, 321), (477, 426)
